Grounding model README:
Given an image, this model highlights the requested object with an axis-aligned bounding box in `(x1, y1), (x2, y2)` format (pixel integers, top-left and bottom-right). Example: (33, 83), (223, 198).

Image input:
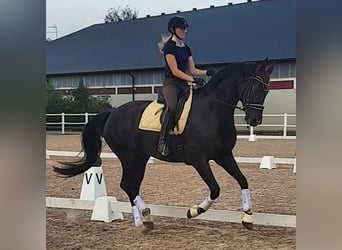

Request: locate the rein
(203, 75), (269, 112)
(203, 86), (245, 111)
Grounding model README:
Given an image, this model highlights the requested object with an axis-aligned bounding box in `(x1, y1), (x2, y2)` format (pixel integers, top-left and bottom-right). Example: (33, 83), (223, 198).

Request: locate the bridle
(203, 74), (270, 113)
(239, 75), (270, 112)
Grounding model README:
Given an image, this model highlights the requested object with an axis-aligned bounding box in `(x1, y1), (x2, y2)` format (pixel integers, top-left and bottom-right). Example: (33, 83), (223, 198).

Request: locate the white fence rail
(46, 112), (97, 135)
(46, 112), (296, 138)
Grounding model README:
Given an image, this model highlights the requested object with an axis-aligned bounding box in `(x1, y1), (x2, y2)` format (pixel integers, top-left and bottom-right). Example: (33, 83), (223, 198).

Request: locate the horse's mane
(206, 62), (257, 86)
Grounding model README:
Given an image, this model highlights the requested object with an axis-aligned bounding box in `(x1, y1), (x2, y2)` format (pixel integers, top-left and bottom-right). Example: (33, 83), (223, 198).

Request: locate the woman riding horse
(157, 16), (216, 156)
(54, 56), (274, 232)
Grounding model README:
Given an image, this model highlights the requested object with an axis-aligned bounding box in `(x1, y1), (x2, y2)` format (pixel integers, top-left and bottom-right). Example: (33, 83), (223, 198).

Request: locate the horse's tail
(53, 109), (112, 177)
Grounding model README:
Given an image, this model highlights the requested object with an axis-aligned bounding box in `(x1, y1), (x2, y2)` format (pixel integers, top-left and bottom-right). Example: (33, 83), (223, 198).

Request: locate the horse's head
(239, 58), (275, 126)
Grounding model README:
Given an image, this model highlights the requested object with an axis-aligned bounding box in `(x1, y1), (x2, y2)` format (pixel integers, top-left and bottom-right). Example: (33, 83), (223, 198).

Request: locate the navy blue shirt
(162, 39), (192, 80)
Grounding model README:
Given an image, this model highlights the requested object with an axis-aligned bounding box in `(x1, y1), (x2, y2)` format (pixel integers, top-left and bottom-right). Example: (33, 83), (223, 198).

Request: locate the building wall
(48, 61), (296, 130)
(88, 78), (296, 112)
(48, 61), (296, 88)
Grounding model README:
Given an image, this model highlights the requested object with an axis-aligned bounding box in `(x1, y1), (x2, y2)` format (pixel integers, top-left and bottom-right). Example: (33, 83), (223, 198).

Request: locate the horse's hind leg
(118, 153), (154, 232)
(214, 152), (253, 230)
(186, 159), (220, 219)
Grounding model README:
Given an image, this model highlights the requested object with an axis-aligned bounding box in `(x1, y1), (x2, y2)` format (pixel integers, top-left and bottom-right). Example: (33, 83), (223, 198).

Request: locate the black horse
(54, 58), (274, 231)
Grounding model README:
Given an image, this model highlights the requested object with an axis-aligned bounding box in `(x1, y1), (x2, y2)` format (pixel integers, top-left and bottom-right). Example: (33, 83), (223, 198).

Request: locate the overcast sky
(46, 0), (245, 40)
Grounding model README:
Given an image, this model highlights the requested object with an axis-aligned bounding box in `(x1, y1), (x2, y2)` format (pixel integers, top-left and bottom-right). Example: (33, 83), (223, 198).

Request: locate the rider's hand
(192, 77), (206, 86)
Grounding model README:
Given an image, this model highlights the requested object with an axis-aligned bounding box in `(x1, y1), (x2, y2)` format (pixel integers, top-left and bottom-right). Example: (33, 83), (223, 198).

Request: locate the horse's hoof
(143, 221), (155, 229)
(141, 221), (154, 233)
(241, 210), (253, 230)
(242, 221), (254, 230)
(141, 208), (154, 233)
(187, 206), (205, 219)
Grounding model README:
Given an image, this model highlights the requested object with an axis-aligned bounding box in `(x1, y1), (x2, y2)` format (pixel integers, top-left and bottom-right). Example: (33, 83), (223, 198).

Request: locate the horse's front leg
(214, 152), (253, 230)
(133, 195), (154, 232)
(187, 159), (220, 219)
(117, 153), (154, 233)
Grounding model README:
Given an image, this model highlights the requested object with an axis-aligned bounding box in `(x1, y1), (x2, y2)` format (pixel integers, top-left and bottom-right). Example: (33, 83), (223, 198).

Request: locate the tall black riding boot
(157, 113), (171, 156)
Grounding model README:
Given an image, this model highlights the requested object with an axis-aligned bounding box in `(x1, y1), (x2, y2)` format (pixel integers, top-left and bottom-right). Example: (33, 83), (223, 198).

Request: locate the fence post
(283, 113), (288, 137)
(85, 112), (89, 124)
(61, 113), (65, 135)
(248, 126), (257, 141)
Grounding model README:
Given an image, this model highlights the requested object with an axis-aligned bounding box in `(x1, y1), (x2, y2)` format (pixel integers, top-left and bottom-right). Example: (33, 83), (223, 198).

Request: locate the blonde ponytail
(157, 34), (172, 53)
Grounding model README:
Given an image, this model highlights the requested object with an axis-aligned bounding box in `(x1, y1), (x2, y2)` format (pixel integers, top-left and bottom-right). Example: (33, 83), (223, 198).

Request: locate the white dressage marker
(80, 166), (107, 200)
(91, 196), (124, 222)
(259, 156), (277, 169)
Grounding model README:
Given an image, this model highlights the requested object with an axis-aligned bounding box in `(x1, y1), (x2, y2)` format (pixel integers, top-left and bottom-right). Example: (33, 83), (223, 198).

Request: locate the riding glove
(206, 67), (217, 76)
(192, 77), (206, 86)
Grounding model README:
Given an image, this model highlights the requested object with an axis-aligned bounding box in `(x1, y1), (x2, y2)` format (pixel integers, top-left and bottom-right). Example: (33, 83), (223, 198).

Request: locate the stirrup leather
(157, 141), (169, 156)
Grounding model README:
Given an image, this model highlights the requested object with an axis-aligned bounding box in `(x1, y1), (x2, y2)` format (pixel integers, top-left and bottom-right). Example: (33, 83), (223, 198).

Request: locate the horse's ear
(265, 61), (275, 75)
(257, 57), (269, 70)
(255, 58), (268, 72)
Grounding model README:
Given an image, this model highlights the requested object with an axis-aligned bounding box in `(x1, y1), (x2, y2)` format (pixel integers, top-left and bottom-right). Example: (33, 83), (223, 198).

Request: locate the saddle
(157, 87), (191, 128)
(138, 87), (192, 135)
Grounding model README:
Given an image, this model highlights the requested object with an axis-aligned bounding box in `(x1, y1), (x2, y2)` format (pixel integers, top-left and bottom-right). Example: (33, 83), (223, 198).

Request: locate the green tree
(46, 79), (112, 114)
(46, 79), (65, 113)
(104, 5), (138, 23)
(71, 80), (91, 113)
(88, 95), (112, 113)
(70, 80), (112, 113)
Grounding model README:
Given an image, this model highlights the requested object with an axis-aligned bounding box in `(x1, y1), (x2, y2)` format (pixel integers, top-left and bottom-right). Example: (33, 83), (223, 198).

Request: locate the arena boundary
(46, 150), (295, 165)
(46, 197), (296, 228)
(47, 150), (296, 228)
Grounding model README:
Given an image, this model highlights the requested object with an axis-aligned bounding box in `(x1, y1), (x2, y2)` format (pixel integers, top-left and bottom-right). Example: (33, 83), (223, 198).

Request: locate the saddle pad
(138, 89), (193, 135)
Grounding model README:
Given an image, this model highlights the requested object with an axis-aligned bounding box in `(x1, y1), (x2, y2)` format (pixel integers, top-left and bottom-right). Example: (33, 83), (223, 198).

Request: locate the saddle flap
(138, 88), (193, 135)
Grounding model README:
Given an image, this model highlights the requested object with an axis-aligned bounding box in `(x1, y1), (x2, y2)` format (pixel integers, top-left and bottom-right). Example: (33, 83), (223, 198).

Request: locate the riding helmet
(168, 16), (190, 33)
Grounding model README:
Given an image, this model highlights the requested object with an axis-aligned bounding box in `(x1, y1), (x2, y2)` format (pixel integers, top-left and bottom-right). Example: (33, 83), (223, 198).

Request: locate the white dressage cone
(259, 156), (277, 169)
(91, 196), (124, 223)
(80, 166), (107, 200)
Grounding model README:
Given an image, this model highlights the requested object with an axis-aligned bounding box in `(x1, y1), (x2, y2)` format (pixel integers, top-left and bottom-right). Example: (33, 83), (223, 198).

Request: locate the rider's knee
(167, 106), (176, 117)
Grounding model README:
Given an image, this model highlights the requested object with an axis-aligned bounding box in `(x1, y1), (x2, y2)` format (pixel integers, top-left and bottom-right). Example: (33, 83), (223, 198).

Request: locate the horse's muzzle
(245, 115), (262, 127)
(243, 104), (264, 127)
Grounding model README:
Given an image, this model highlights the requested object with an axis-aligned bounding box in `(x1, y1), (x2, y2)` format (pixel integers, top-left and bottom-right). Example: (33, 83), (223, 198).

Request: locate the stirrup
(157, 141), (169, 156)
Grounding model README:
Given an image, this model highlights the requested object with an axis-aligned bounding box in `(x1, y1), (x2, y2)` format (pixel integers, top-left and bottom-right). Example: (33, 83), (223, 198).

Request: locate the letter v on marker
(95, 173), (103, 184)
(85, 173), (103, 184)
(85, 173), (93, 184)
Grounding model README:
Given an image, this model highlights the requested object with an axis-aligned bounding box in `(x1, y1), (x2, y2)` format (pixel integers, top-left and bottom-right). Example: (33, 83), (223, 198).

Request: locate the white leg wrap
(241, 189), (251, 212)
(132, 205), (143, 227)
(199, 195), (214, 211)
(133, 195), (147, 210)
